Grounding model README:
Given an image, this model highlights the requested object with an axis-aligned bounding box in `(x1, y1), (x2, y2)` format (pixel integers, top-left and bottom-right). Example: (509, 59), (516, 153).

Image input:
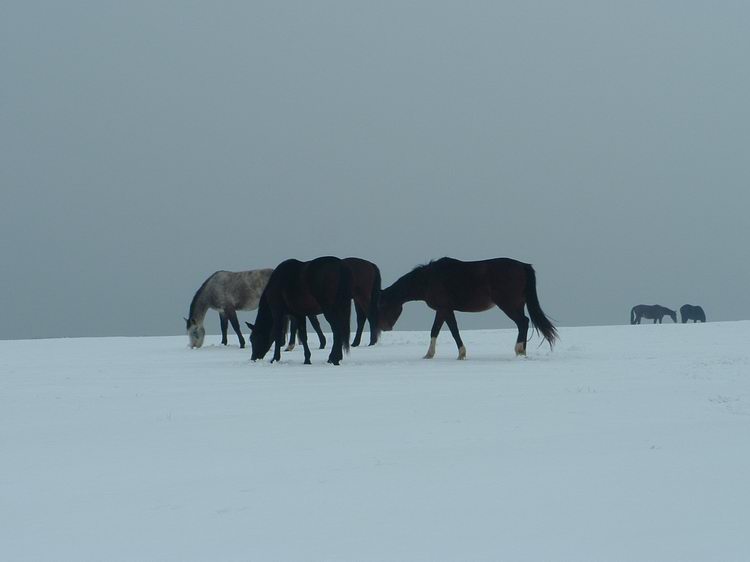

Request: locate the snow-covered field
(1, 322), (749, 561)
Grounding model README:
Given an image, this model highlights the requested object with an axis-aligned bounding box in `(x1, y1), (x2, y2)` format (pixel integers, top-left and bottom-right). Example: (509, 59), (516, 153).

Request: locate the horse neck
(254, 295), (273, 332)
(389, 269), (427, 304)
(188, 288), (211, 325)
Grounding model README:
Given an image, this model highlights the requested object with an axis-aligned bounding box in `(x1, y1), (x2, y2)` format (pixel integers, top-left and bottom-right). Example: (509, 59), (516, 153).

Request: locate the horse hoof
(457, 346), (467, 360)
(304, 359), (311, 365)
(240, 343), (245, 349)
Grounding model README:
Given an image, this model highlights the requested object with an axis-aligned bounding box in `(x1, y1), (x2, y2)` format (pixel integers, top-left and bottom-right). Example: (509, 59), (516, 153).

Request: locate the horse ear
(245, 322), (255, 331)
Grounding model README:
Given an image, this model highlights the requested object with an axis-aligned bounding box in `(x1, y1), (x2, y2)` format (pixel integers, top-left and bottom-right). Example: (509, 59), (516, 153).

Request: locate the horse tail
(337, 263), (353, 353)
(524, 264), (558, 348)
(369, 266), (382, 344)
(630, 306), (637, 325)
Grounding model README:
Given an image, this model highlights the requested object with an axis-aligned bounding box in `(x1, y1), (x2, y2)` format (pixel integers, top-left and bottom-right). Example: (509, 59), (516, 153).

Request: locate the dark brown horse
(679, 304), (706, 323)
(247, 256), (352, 365)
(286, 257), (381, 349)
(379, 257), (557, 359)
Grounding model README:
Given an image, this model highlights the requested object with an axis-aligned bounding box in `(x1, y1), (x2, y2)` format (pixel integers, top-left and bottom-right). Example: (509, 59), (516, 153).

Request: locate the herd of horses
(185, 256), (558, 365)
(630, 304), (706, 324)
(185, 255), (707, 365)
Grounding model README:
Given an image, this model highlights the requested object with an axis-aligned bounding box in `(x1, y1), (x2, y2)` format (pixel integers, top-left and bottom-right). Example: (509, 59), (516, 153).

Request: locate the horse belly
(426, 293), (494, 313)
(456, 301), (495, 313)
(286, 293), (322, 315)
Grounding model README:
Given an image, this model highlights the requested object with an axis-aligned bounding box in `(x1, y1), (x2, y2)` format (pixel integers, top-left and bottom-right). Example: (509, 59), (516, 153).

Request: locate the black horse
(287, 257), (382, 349)
(247, 257), (352, 365)
(379, 257), (557, 359)
(680, 304), (706, 323)
(630, 304), (677, 324)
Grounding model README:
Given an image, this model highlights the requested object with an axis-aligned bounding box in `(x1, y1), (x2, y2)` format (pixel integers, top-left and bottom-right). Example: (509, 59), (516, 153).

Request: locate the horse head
(378, 298), (403, 331)
(246, 321), (271, 360)
(185, 317), (206, 348)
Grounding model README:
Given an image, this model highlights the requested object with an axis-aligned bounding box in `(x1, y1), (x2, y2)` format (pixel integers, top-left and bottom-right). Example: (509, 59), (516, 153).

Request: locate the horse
(630, 304), (677, 324)
(285, 257), (381, 349)
(185, 269), (325, 349)
(378, 257), (557, 360)
(185, 269), (272, 348)
(247, 256), (352, 365)
(680, 304), (706, 323)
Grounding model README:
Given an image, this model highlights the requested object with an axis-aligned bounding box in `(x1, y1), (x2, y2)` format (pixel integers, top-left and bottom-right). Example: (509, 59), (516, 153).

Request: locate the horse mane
(189, 272), (219, 319)
(383, 259), (442, 304)
(410, 258), (445, 274)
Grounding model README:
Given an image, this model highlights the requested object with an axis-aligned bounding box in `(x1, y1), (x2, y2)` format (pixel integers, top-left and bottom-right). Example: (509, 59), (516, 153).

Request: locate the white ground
(1, 322), (749, 561)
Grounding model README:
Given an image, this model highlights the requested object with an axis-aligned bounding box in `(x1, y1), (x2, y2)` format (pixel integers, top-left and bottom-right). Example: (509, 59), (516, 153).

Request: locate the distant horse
(185, 269), (325, 349)
(247, 257), (352, 365)
(680, 304), (706, 323)
(630, 304), (677, 324)
(286, 257), (381, 349)
(378, 257), (557, 359)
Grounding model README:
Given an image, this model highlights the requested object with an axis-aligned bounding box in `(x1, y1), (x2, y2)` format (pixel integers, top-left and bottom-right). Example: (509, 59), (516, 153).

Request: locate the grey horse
(185, 269), (273, 348)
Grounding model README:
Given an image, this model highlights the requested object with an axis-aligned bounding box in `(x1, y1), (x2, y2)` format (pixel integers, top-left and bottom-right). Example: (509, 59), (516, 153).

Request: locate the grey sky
(2, 1), (749, 340)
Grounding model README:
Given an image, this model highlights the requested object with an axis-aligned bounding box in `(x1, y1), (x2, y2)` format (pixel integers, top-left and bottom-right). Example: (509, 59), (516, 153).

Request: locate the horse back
(268, 257), (349, 315)
(206, 269), (272, 311)
(424, 257), (527, 311)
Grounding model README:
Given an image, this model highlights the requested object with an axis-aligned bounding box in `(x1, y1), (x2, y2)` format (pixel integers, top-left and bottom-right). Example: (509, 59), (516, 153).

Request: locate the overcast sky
(2, 1), (749, 340)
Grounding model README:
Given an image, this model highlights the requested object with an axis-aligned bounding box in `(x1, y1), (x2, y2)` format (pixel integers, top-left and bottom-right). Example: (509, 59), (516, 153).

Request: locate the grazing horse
(185, 269), (272, 348)
(630, 304), (677, 324)
(378, 257), (557, 360)
(247, 257), (352, 365)
(680, 304), (706, 323)
(286, 257), (382, 349)
(185, 269), (325, 349)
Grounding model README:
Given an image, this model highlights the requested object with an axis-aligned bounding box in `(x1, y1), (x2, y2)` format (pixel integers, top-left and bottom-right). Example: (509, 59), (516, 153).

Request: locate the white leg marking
(423, 337), (437, 359)
(515, 342), (526, 356)
(457, 346), (466, 360)
(285, 343), (295, 352)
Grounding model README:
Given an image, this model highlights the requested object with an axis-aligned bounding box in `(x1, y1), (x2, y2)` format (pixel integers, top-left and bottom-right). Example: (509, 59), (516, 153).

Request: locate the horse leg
(219, 312), (228, 345)
(285, 317), (296, 351)
(270, 315), (285, 363)
(295, 315), (312, 364)
(424, 311), (446, 359)
(500, 305), (529, 356)
(351, 302), (366, 347)
(226, 309), (246, 348)
(309, 315), (326, 349)
(366, 300), (379, 346)
(323, 310), (342, 365)
(445, 311), (466, 360)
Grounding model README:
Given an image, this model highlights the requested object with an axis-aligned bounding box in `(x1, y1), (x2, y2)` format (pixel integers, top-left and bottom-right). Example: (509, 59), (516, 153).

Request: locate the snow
(1, 322), (749, 561)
